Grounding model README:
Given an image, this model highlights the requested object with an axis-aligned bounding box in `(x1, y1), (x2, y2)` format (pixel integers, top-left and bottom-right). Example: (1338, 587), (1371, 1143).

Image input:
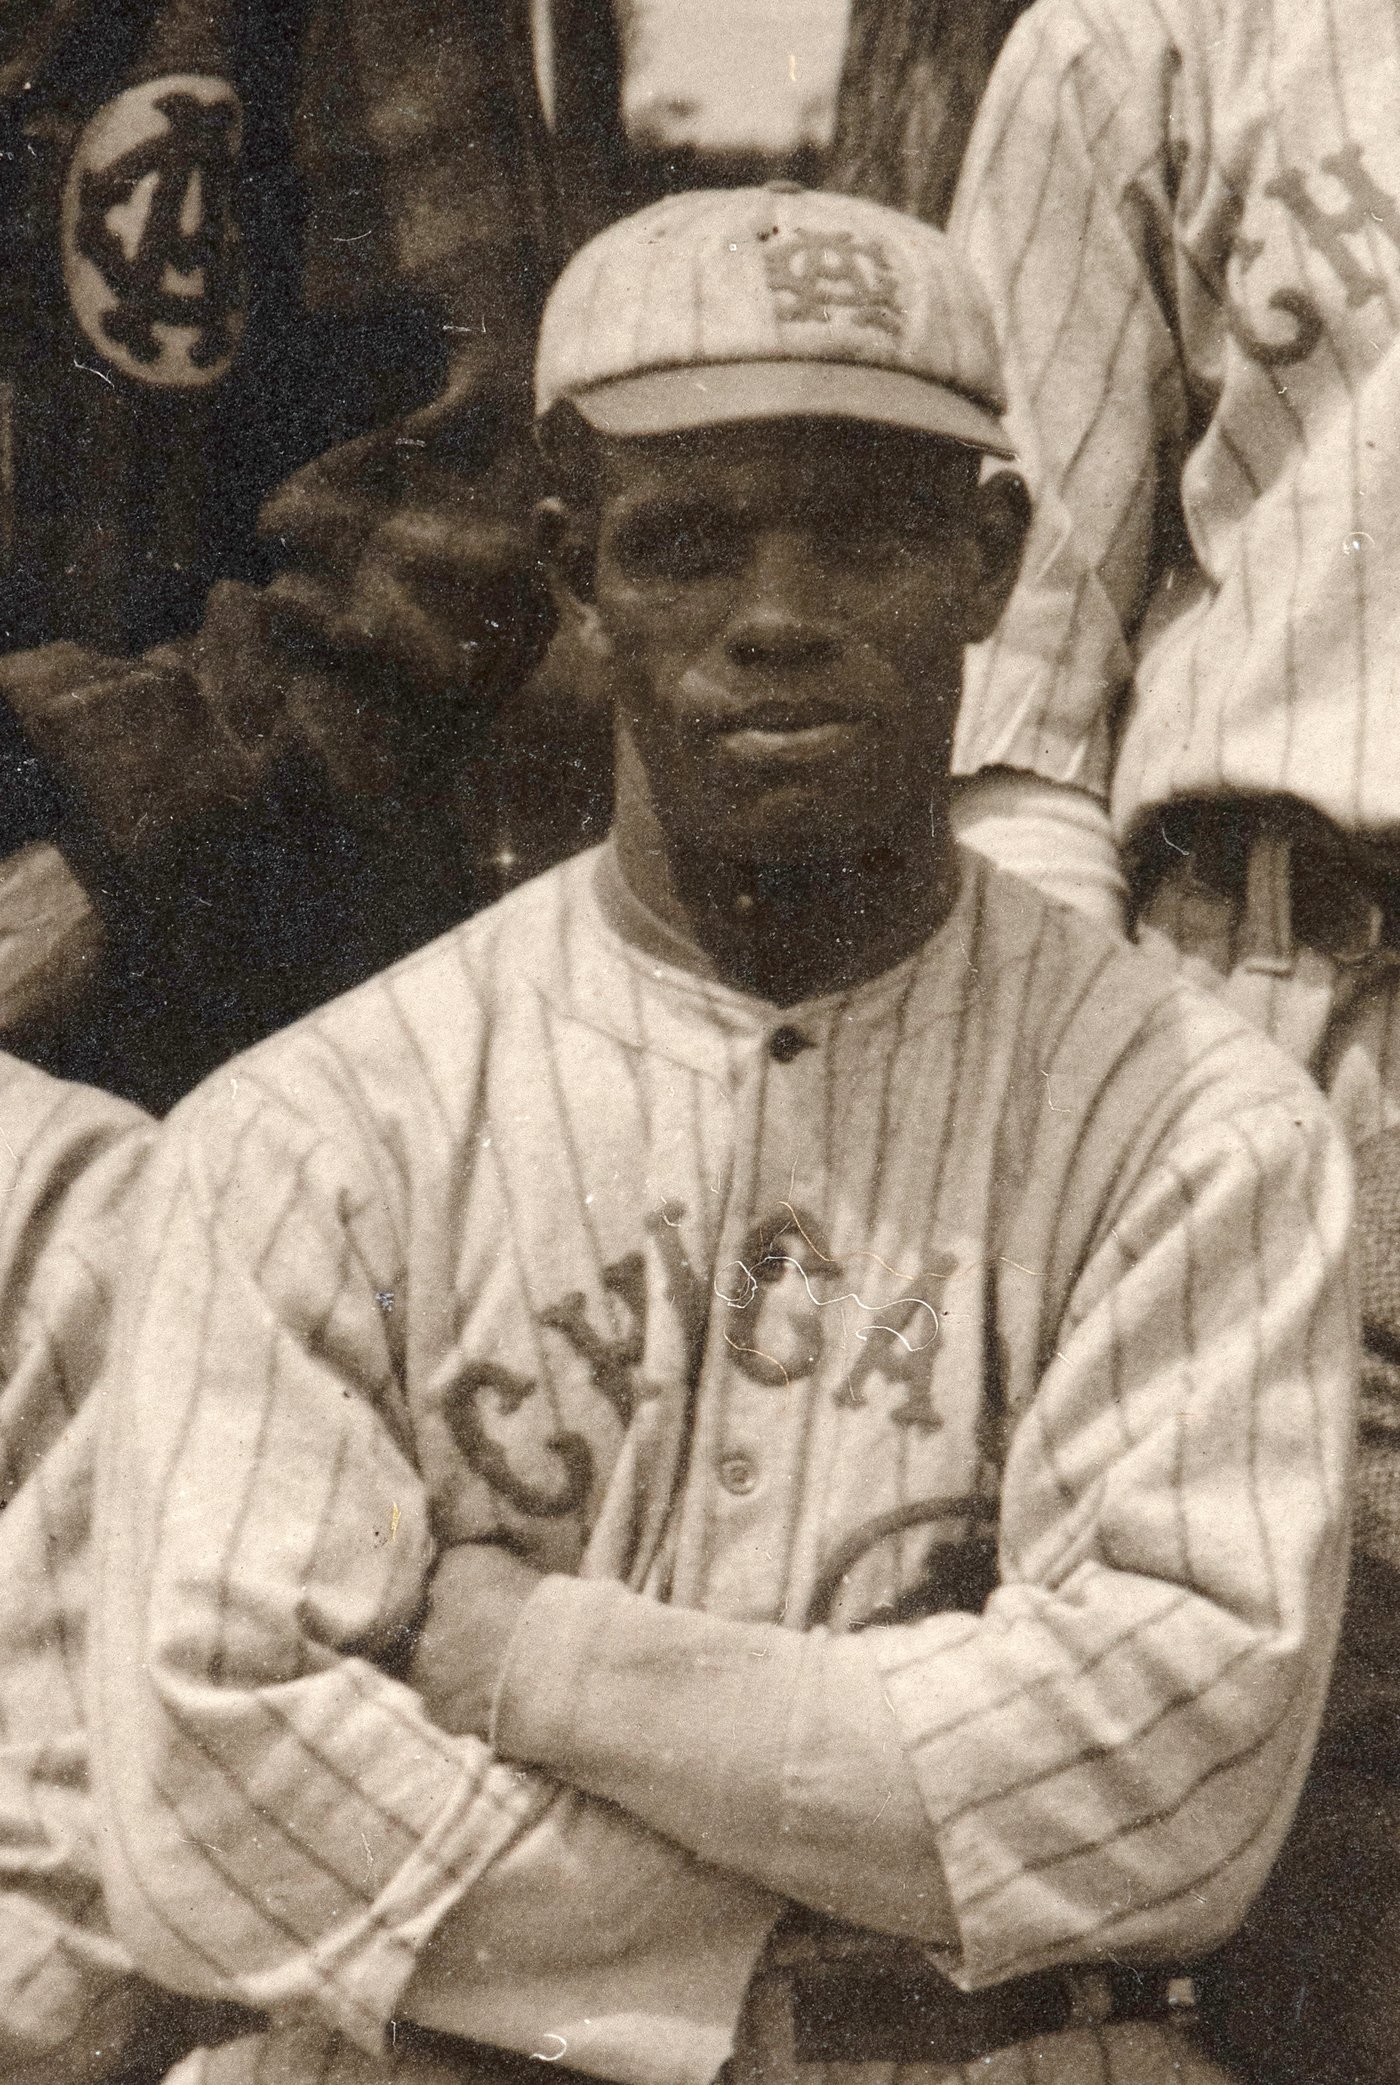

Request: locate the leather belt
(1130, 795), (1400, 964)
(763, 1921), (1199, 2068)
(789, 1958), (1198, 2064)
(391, 1950), (1200, 2082)
(389, 2024), (614, 2085)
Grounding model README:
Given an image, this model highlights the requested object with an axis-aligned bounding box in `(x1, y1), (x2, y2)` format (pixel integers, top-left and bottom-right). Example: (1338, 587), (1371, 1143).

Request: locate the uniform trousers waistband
(1129, 795), (1400, 968)
(390, 1955), (1200, 2083)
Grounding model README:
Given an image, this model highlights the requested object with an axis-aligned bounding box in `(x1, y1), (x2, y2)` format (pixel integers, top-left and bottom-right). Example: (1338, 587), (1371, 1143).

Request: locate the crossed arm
(88, 1074), (775, 2085)
(408, 1086), (1357, 1990)
(92, 1060), (1354, 2080)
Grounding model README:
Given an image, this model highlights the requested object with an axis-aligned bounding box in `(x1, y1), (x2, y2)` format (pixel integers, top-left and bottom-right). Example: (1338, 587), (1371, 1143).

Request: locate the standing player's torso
(954, 0), (1400, 838)
(1126, 0), (1400, 829)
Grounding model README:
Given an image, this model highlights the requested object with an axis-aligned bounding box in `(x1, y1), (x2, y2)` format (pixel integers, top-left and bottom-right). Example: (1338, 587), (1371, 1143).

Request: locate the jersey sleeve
(491, 1082), (1354, 1983)
(950, 772), (1129, 931)
(949, 0), (1185, 802)
(0, 1060), (160, 2085)
(90, 1068), (773, 2079)
(402, 1790), (777, 2085)
(0, 1055), (150, 1501)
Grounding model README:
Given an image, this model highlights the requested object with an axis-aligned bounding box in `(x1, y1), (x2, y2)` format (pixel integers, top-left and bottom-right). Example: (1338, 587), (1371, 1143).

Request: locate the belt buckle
(1334, 897), (1386, 966)
(1166, 1974), (1200, 2021)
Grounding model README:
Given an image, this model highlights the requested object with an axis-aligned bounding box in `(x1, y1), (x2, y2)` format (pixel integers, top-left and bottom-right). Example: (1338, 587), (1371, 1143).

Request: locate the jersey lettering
(449, 1215), (688, 1517)
(1224, 145), (1400, 368)
(844, 1296), (943, 1431)
(644, 1201), (709, 1361)
(446, 1361), (595, 1519)
(1268, 145), (1400, 306)
(726, 1204), (947, 1426)
(725, 1207), (836, 1388)
(449, 1206), (959, 1515)
(539, 1252), (654, 1426)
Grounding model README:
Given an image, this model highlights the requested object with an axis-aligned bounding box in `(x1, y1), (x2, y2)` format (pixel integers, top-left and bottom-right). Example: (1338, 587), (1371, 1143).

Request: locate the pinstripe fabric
(0, 1059), (155, 2085)
(949, 0), (1400, 840)
(534, 186), (1006, 430)
(92, 846), (1351, 2085)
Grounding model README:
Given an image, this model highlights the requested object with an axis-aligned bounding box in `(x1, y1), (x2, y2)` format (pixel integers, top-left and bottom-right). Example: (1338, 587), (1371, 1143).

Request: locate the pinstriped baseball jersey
(0, 1059), (155, 2085)
(949, 0), (1400, 840)
(93, 843), (1351, 2085)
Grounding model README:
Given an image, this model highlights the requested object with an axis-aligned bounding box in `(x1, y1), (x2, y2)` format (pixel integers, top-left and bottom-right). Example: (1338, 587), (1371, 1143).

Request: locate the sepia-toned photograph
(0, 6), (1395, 2085)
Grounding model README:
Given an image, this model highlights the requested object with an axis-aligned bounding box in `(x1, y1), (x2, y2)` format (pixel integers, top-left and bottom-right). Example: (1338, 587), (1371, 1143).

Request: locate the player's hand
(408, 1541), (543, 1742)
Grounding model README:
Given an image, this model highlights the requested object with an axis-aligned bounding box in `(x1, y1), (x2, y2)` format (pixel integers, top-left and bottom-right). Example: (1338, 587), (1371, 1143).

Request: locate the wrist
(491, 1572), (606, 1766)
(487, 1576), (560, 1753)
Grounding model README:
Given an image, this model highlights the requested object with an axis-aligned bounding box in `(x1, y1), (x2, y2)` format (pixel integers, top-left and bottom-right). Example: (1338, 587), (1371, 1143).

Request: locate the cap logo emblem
(761, 229), (903, 338)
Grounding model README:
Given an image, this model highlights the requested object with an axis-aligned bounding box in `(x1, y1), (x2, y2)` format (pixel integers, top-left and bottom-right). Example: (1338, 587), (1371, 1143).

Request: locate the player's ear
(534, 494), (608, 657)
(961, 469), (1031, 643)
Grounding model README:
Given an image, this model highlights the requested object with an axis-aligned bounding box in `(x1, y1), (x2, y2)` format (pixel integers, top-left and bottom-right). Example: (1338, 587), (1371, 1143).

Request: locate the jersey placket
(664, 1010), (834, 1623)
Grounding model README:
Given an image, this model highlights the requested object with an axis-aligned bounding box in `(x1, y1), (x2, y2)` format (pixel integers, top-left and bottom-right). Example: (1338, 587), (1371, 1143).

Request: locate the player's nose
(726, 527), (841, 670)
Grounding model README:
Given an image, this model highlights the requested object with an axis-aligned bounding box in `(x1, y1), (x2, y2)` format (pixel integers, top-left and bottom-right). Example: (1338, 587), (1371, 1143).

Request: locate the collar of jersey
(587, 836), (982, 1037)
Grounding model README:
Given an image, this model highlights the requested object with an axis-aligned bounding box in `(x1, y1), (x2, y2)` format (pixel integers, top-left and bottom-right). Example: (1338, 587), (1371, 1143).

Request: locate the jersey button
(768, 1025), (811, 1064)
(718, 1451), (758, 1496)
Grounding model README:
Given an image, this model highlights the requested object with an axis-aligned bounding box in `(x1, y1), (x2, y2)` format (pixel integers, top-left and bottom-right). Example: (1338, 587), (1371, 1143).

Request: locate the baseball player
(947, 0), (1400, 1126)
(92, 189), (1352, 2085)
(945, 8), (1400, 2073)
(0, 1054), (183, 2084)
(0, 0), (1034, 1110)
(0, 1054), (276, 2085)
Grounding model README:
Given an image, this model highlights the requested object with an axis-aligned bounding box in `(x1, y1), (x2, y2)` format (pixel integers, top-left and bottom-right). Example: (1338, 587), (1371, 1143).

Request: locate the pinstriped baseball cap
(535, 185), (1014, 458)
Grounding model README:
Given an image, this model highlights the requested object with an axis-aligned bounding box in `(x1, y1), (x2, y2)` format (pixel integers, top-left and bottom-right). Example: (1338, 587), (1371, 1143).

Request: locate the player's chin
(708, 780), (882, 867)
(721, 734), (919, 847)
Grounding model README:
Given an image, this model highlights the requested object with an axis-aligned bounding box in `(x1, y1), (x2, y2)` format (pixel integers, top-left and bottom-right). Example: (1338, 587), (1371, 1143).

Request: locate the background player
(947, 8), (1400, 2074)
(92, 188), (1352, 2085)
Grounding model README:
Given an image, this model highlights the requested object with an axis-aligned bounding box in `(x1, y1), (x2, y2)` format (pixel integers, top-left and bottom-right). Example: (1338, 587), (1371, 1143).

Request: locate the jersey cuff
(493, 1577), (956, 1944)
(950, 770), (1128, 933)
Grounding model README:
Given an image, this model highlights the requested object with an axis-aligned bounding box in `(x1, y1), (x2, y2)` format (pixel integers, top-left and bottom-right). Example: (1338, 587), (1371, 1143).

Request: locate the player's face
(577, 419), (1026, 865)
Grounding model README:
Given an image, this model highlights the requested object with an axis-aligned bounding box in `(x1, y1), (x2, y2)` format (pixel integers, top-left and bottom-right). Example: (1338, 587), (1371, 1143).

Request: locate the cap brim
(566, 358), (1015, 459)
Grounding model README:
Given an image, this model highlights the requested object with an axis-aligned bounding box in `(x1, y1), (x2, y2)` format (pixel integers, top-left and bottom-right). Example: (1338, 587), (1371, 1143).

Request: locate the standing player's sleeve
(489, 1081), (1355, 1984)
(950, 770), (1129, 931)
(948, 1), (1185, 802)
(89, 1071), (774, 2085)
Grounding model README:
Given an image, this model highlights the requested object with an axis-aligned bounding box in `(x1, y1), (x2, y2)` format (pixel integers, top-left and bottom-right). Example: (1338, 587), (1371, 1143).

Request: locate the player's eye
(606, 502), (746, 585)
(804, 497), (915, 568)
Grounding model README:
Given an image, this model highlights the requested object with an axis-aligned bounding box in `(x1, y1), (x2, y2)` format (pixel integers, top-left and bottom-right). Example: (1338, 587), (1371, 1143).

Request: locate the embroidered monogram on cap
(61, 75), (246, 389)
(534, 187), (1012, 452)
(761, 228), (904, 338)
